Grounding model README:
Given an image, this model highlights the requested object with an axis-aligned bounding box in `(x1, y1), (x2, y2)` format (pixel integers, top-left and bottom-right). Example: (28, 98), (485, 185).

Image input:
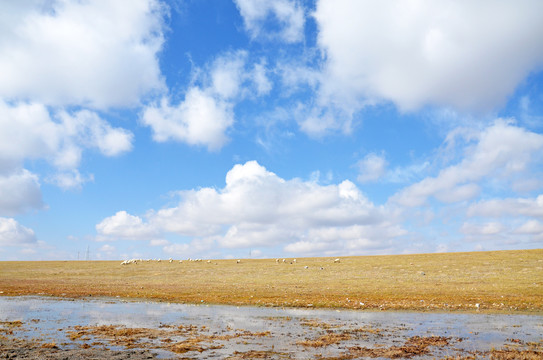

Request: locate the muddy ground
(1, 296), (543, 359)
(1, 326), (542, 359)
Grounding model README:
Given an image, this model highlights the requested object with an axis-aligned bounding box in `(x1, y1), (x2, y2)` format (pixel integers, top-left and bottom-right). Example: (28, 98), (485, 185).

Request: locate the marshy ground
(0, 296), (542, 359)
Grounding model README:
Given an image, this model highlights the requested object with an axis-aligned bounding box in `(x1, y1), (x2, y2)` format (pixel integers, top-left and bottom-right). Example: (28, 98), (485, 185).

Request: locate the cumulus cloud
(0, 170), (43, 216)
(356, 153), (387, 183)
(96, 211), (159, 241)
(392, 120), (543, 207)
(0, 217), (37, 246)
(313, 0), (543, 114)
(0, 101), (134, 169)
(142, 51), (273, 150)
(142, 89), (234, 151)
(0, 101), (133, 191)
(0, 0), (165, 108)
(97, 161), (403, 255)
(210, 52), (247, 99)
(234, 0), (305, 43)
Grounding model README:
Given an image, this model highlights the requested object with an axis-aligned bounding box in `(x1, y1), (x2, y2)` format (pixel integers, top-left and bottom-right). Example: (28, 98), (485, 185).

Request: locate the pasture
(0, 249), (541, 313)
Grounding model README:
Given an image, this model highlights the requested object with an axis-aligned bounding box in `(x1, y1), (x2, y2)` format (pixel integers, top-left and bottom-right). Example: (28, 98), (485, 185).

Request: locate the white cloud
(0, 0), (165, 108)
(96, 211), (158, 240)
(210, 51), (247, 99)
(296, 103), (355, 137)
(0, 102), (133, 170)
(163, 243), (190, 256)
(514, 220), (543, 234)
(142, 89), (234, 151)
(98, 244), (116, 253)
(0, 101), (58, 173)
(392, 120), (543, 207)
(46, 170), (94, 191)
(467, 195), (543, 219)
(314, 0), (543, 112)
(252, 61), (272, 96)
(0, 100), (131, 211)
(386, 161), (430, 184)
(460, 222), (505, 236)
(356, 153), (387, 183)
(142, 51), (274, 151)
(97, 161), (402, 254)
(234, 0), (305, 43)
(0, 217), (37, 246)
(0, 169), (43, 216)
(150, 239), (169, 247)
(55, 109), (134, 164)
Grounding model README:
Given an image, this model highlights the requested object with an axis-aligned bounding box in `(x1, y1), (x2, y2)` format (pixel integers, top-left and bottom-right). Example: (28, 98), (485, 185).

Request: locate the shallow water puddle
(0, 296), (541, 359)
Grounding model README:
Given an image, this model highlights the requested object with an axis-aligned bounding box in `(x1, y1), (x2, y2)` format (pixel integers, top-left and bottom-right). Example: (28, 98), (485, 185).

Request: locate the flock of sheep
(120, 258), (206, 265)
(121, 257), (341, 266)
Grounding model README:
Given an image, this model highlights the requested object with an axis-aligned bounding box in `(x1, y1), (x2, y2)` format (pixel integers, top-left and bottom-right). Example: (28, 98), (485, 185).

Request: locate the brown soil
(1, 249), (541, 313)
(0, 336), (159, 359)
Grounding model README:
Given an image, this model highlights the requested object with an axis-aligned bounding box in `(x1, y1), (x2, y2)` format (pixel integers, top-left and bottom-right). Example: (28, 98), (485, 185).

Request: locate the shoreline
(2, 293), (542, 316)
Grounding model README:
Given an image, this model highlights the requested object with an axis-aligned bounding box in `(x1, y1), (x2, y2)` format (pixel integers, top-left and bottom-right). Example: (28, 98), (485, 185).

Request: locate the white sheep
(121, 259), (140, 266)
(236, 259), (241, 263)
(293, 259), (297, 263)
(275, 258), (279, 263)
(334, 258), (340, 263)
(282, 258), (286, 263)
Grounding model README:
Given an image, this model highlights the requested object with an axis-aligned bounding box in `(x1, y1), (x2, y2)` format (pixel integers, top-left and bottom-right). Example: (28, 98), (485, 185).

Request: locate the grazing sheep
(334, 258), (340, 263)
(282, 259), (286, 263)
(275, 258), (279, 263)
(120, 259), (140, 266)
(207, 260), (211, 263)
(236, 259), (241, 263)
(304, 266), (309, 269)
(293, 259), (297, 263)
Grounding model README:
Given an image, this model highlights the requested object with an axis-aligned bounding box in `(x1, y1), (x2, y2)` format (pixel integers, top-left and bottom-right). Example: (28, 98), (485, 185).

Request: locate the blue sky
(1, 0), (543, 261)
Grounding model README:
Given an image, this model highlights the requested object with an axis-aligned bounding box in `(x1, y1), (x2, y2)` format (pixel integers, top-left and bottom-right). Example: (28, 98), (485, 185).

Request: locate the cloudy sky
(1, 0), (543, 261)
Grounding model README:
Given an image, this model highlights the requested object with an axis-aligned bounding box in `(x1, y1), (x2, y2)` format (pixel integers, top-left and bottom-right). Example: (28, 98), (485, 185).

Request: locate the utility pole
(85, 246), (90, 261)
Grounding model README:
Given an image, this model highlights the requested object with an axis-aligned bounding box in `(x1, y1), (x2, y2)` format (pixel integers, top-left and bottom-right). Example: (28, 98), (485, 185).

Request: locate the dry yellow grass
(0, 249), (541, 313)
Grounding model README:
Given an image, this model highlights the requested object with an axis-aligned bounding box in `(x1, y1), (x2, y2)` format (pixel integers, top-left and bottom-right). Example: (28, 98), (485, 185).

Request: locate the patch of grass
(297, 333), (352, 347)
(0, 249), (541, 313)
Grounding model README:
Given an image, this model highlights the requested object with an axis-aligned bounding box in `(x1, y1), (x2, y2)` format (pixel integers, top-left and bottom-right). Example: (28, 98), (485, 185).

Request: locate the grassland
(0, 249), (541, 313)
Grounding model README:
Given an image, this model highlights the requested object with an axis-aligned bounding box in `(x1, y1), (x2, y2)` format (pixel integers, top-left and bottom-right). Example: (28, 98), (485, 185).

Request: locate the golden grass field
(0, 249), (542, 313)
